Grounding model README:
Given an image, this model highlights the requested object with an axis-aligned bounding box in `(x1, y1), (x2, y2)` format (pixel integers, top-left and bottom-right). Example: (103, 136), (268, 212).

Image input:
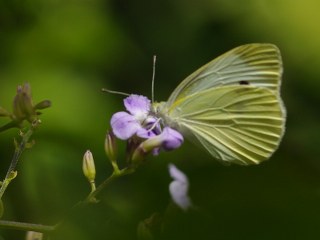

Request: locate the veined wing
(167, 86), (286, 165)
(166, 44), (282, 107)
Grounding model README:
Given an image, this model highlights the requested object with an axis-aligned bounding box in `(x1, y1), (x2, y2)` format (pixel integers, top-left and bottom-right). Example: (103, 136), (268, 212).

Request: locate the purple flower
(134, 127), (183, 158)
(111, 95), (158, 140)
(168, 164), (192, 211)
(111, 94), (184, 159)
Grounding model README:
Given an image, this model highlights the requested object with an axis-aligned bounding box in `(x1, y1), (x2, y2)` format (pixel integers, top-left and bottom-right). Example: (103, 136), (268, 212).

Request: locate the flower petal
(169, 163), (188, 183)
(168, 164), (192, 210)
(136, 116), (159, 139)
(111, 111), (141, 140)
(136, 128), (157, 138)
(161, 127), (184, 151)
(124, 95), (150, 116)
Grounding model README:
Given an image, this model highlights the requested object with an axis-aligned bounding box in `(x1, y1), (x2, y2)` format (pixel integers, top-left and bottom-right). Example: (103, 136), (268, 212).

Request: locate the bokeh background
(0, 0), (320, 239)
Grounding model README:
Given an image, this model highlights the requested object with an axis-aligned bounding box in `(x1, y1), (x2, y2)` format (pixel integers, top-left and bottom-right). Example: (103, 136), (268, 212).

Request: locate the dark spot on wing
(239, 80), (249, 85)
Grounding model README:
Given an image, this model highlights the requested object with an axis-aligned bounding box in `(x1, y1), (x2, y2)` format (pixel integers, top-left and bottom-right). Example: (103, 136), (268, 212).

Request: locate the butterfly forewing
(165, 86), (285, 165)
(166, 44), (282, 107)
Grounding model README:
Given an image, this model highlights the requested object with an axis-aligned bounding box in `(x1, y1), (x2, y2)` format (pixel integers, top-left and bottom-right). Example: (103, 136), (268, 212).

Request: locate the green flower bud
(13, 83), (35, 122)
(26, 231), (43, 240)
(34, 100), (52, 110)
(7, 170), (17, 181)
(0, 83), (51, 132)
(105, 130), (117, 162)
(131, 136), (163, 165)
(82, 150), (96, 183)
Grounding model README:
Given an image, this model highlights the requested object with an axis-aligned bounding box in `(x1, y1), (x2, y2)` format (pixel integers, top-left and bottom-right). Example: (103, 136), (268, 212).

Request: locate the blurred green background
(1, 0), (320, 239)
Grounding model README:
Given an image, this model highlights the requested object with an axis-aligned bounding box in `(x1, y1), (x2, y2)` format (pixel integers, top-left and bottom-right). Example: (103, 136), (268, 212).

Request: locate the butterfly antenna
(101, 88), (130, 96)
(151, 55), (156, 103)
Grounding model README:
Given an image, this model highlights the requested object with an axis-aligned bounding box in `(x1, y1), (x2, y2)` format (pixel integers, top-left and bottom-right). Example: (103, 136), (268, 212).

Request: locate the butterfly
(152, 43), (286, 165)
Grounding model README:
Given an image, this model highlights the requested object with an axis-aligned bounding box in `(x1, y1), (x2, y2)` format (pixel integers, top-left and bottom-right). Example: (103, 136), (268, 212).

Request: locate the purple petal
(110, 111), (141, 140)
(124, 95), (151, 116)
(136, 116), (160, 139)
(136, 128), (157, 138)
(144, 116), (158, 128)
(168, 164), (192, 210)
(161, 127), (184, 151)
(169, 163), (188, 183)
(145, 117), (162, 135)
(138, 127), (183, 155)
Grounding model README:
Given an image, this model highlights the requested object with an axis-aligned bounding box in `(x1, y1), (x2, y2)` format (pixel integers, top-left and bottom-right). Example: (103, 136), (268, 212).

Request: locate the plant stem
(0, 124), (36, 200)
(0, 220), (56, 233)
(0, 168), (135, 233)
(0, 121), (18, 133)
(84, 167), (135, 204)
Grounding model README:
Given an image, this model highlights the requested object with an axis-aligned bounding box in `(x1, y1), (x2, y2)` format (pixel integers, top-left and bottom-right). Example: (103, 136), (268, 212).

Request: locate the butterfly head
(150, 101), (166, 117)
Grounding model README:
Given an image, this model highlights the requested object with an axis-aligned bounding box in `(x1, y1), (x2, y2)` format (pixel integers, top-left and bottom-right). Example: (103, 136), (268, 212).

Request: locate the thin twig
(84, 167), (135, 204)
(0, 220), (56, 233)
(0, 123), (36, 199)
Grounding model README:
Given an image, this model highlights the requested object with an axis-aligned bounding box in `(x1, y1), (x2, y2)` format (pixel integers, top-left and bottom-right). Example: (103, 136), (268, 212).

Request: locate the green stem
(84, 167), (135, 204)
(0, 124), (35, 200)
(90, 180), (96, 193)
(0, 121), (48, 233)
(0, 220), (56, 233)
(0, 121), (18, 133)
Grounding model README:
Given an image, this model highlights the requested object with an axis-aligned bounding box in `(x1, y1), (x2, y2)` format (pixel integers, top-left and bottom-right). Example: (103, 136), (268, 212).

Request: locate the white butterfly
(152, 43), (286, 165)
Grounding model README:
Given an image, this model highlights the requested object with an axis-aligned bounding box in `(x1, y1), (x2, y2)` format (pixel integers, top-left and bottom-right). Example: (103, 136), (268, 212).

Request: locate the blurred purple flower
(168, 164), (192, 211)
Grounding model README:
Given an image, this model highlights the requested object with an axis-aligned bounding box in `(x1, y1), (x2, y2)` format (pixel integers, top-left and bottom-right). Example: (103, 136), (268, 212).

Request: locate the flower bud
(105, 130), (117, 162)
(34, 100), (52, 110)
(10, 83), (51, 127)
(13, 83), (35, 122)
(8, 170), (18, 181)
(26, 231), (43, 240)
(82, 150), (96, 183)
(131, 137), (161, 165)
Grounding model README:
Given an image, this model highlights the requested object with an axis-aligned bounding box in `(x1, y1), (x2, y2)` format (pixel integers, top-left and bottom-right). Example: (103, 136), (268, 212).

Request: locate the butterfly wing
(166, 43), (282, 107)
(165, 86), (285, 165)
